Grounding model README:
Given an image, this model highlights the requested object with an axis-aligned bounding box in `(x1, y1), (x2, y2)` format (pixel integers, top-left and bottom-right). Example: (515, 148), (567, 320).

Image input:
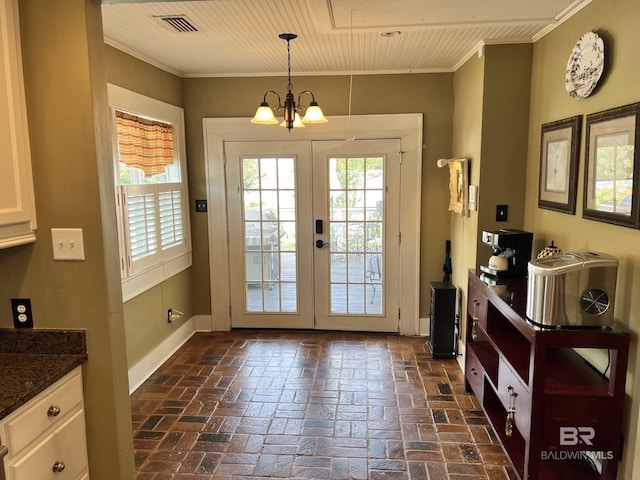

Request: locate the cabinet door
(0, 0), (37, 248)
(8, 410), (89, 480)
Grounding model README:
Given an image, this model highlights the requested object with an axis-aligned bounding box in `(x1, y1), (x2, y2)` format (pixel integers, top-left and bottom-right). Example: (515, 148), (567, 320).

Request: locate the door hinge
(399, 150), (405, 164)
(398, 232), (402, 244)
(398, 308), (401, 320)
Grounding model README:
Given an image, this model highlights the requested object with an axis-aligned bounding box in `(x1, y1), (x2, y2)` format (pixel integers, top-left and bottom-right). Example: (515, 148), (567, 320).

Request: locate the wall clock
(565, 32), (605, 99)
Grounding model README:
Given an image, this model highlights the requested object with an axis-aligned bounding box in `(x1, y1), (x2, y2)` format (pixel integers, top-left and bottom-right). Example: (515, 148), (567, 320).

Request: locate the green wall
(0, 1), (136, 478)
(450, 44), (532, 341)
(104, 45), (193, 368)
(523, 0), (640, 476)
(451, 52), (484, 329)
(182, 73), (455, 318)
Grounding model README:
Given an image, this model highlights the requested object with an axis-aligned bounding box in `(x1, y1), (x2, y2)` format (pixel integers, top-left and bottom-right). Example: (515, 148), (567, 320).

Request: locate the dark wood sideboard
(465, 270), (629, 480)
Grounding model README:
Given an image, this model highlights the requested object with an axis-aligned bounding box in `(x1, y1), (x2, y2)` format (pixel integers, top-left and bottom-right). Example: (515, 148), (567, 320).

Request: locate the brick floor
(131, 330), (514, 479)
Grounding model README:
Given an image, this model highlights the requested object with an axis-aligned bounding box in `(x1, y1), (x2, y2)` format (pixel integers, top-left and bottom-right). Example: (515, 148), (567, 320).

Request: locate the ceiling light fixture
(251, 33), (327, 131)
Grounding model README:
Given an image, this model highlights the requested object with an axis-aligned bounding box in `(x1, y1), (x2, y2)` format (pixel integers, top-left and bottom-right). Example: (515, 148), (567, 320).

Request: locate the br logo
(560, 427), (595, 446)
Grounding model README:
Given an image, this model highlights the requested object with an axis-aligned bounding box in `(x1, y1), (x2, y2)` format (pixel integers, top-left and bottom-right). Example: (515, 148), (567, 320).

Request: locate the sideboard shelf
(465, 270), (629, 480)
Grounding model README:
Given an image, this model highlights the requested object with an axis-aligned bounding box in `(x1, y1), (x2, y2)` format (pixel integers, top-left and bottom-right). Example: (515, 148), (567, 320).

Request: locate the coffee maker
(480, 229), (533, 278)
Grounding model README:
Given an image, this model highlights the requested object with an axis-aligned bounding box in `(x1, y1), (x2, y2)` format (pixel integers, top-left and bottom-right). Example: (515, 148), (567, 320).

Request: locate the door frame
(203, 114), (422, 334)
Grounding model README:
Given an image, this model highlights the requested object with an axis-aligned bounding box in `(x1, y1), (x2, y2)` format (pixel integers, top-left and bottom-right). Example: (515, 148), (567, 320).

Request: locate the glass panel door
(328, 155), (384, 314)
(313, 139), (401, 332)
(225, 141), (313, 329)
(225, 139), (401, 332)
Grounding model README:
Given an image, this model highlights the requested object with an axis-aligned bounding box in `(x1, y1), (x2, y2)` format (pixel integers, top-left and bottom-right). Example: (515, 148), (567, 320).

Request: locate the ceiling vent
(155, 15), (199, 33)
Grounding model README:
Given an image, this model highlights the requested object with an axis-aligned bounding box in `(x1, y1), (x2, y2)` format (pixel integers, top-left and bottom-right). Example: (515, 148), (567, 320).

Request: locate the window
(108, 84), (191, 301)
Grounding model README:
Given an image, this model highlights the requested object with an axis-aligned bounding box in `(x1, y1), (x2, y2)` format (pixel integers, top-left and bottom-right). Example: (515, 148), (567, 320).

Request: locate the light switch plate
(51, 228), (85, 261)
(496, 205), (508, 222)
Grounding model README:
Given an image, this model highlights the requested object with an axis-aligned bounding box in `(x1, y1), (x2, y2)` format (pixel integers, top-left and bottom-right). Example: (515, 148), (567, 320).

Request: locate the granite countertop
(0, 329), (88, 419)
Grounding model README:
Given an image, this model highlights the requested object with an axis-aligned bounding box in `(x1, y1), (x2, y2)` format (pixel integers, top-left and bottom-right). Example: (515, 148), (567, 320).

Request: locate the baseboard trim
(128, 315), (212, 393)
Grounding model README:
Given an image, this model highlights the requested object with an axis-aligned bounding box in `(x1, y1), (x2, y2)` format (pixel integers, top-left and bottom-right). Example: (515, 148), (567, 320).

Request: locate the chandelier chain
(287, 38), (293, 94)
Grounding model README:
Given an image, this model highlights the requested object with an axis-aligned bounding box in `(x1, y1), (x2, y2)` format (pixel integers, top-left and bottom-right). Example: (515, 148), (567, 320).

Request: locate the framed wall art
(538, 116), (582, 214)
(447, 158), (468, 216)
(583, 102), (640, 228)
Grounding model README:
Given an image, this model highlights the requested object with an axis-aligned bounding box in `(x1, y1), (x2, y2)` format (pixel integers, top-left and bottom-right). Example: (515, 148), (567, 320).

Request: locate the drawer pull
(505, 409), (514, 437)
(470, 367), (478, 376)
(505, 386), (518, 437)
(47, 405), (61, 417)
(52, 461), (66, 473)
(471, 316), (479, 340)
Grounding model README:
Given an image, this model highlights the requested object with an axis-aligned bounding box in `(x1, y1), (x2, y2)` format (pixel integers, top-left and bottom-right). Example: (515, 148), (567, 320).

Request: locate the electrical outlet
(167, 308), (173, 324)
(11, 298), (33, 328)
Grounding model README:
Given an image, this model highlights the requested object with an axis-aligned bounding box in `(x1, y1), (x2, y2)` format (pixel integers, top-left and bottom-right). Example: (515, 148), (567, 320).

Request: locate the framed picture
(583, 102), (640, 228)
(447, 159), (468, 216)
(538, 116), (581, 214)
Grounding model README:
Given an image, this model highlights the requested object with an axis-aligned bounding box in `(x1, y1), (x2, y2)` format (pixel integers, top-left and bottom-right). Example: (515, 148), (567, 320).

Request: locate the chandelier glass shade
(251, 33), (327, 131)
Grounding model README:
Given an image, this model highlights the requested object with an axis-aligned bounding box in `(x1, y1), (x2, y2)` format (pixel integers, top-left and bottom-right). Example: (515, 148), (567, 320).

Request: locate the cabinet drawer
(465, 348), (484, 401)
(468, 284), (488, 329)
(8, 409), (88, 480)
(497, 358), (531, 436)
(3, 368), (83, 457)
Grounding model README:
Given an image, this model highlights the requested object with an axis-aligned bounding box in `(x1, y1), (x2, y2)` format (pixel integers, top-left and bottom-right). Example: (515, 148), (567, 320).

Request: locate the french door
(225, 138), (401, 332)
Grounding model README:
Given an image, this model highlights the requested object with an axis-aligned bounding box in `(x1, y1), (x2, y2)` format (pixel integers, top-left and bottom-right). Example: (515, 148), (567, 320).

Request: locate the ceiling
(101, 0), (591, 78)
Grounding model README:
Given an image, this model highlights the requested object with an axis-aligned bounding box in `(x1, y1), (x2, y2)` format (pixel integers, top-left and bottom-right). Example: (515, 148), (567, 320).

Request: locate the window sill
(122, 251), (192, 302)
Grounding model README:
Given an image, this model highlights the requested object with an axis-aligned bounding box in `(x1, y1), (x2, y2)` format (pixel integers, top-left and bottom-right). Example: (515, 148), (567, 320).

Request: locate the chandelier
(251, 33), (327, 131)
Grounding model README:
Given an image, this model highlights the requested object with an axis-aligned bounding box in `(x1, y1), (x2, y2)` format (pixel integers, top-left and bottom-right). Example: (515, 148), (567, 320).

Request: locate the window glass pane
(260, 158), (278, 189)
(279, 222), (296, 251)
(278, 157), (295, 189)
(348, 257), (365, 282)
(329, 157), (346, 189)
(331, 284), (347, 313)
(280, 252), (296, 281)
(328, 154), (385, 315)
(281, 283), (297, 312)
(242, 156), (298, 313)
(330, 191), (346, 221)
(330, 254), (346, 282)
(348, 284), (365, 313)
(242, 158), (260, 190)
(279, 191), (296, 220)
(366, 157), (384, 188)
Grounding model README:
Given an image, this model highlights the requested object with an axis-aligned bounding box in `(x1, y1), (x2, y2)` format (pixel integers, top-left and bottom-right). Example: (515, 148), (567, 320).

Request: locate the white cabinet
(0, 0), (37, 248)
(0, 367), (89, 480)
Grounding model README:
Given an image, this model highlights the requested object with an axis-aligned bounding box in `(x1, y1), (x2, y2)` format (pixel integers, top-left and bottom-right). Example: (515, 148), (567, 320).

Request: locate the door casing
(203, 114), (423, 334)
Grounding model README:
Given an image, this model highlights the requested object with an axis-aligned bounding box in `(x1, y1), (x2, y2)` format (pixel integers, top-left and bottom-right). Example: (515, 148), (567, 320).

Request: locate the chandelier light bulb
(252, 33), (327, 132)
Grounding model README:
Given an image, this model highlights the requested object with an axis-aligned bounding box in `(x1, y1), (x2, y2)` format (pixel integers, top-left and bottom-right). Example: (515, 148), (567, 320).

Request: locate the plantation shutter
(123, 185), (160, 274)
(158, 184), (185, 258)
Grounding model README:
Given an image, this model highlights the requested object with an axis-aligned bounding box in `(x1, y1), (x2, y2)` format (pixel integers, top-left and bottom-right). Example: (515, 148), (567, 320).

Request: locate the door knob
(315, 239), (328, 248)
